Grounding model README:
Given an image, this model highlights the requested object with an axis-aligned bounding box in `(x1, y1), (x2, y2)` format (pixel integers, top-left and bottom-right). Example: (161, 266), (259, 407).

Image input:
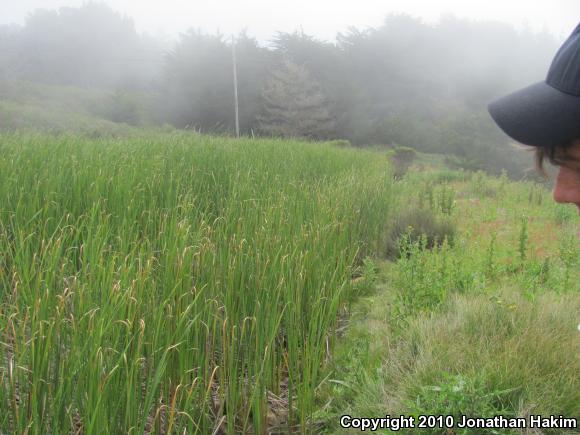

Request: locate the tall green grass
(0, 132), (393, 433)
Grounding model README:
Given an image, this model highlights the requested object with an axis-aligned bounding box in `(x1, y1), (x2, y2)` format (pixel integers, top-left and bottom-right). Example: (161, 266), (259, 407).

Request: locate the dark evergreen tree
(258, 59), (336, 139)
(271, 31), (352, 140)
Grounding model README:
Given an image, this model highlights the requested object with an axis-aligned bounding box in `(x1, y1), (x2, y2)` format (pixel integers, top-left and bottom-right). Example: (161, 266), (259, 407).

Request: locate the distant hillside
(0, 80), (154, 136)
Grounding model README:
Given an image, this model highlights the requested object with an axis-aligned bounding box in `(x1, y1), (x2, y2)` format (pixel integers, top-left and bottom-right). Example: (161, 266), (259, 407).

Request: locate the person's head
(535, 141), (580, 211)
(488, 23), (580, 213)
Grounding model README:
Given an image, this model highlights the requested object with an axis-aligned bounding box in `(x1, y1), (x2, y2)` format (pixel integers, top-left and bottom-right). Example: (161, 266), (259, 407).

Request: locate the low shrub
(386, 207), (456, 258)
(390, 146), (417, 179)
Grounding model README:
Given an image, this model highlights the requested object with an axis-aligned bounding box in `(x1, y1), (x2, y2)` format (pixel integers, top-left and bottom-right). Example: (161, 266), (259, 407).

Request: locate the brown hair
(534, 142), (573, 176)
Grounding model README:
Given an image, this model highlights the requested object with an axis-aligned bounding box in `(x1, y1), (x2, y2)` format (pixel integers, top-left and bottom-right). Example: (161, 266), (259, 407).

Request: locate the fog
(2, 0), (579, 43)
(0, 1), (577, 176)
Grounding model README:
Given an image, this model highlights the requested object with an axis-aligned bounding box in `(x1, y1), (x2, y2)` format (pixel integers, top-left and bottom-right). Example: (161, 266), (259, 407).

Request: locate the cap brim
(488, 81), (580, 147)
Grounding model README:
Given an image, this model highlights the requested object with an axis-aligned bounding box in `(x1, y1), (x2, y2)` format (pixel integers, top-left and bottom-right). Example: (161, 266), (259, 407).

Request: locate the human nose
(553, 165), (580, 208)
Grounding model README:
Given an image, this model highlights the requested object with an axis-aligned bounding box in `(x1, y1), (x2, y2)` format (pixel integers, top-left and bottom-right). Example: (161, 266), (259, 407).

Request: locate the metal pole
(232, 35), (240, 138)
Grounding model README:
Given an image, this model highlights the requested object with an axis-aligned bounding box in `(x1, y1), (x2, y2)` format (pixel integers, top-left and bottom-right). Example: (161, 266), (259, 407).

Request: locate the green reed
(0, 132), (393, 434)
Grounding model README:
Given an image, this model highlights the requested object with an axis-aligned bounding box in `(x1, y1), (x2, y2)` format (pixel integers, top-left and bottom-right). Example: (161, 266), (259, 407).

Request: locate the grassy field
(321, 169), (580, 434)
(0, 131), (578, 434)
(0, 132), (393, 434)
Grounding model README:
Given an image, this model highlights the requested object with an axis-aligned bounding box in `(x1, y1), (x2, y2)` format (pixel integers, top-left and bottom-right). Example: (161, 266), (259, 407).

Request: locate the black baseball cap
(488, 23), (580, 148)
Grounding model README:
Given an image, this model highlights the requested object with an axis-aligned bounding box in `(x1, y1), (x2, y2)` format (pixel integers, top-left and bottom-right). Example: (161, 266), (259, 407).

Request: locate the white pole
(232, 35), (240, 138)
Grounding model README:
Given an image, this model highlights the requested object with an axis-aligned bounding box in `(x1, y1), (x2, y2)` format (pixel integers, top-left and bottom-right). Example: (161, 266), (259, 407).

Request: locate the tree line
(0, 3), (559, 176)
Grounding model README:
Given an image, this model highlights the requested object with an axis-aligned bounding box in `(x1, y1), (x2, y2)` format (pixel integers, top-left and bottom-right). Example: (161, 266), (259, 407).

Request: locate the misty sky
(1, 0), (579, 43)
